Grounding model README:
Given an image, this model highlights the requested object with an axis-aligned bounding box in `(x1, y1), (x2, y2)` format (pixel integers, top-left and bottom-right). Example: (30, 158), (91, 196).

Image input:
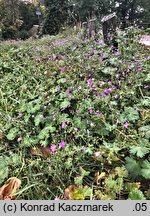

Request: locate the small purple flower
(95, 111), (100, 115)
(31, 115), (35, 118)
(147, 56), (150, 60)
(57, 86), (61, 92)
(89, 55), (93, 60)
(93, 50), (98, 55)
(101, 92), (105, 98)
(89, 108), (93, 114)
(62, 121), (66, 129)
(39, 115), (43, 121)
(87, 79), (93, 87)
(18, 112), (23, 118)
(61, 55), (65, 60)
(137, 67), (142, 71)
(104, 89), (111, 94)
(124, 122), (129, 128)
(54, 197), (60, 200)
(65, 89), (70, 95)
(108, 81), (112, 85)
(60, 67), (65, 73)
(112, 85), (117, 90)
(90, 123), (94, 127)
(17, 137), (22, 142)
(115, 74), (119, 79)
(59, 141), (65, 148)
(50, 144), (56, 152)
(95, 151), (101, 157)
(74, 127), (78, 132)
(99, 55), (103, 61)
(128, 65), (133, 70)
(99, 39), (104, 45)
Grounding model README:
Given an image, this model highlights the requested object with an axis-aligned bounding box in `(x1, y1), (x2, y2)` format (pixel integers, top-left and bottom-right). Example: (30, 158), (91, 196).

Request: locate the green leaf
(0, 157), (8, 184)
(125, 157), (141, 179)
(102, 67), (115, 74)
(139, 125), (150, 139)
(48, 125), (56, 133)
(141, 160), (150, 179)
(57, 78), (67, 84)
(124, 107), (139, 122)
(130, 146), (149, 158)
(34, 115), (42, 126)
(128, 190), (146, 200)
(6, 128), (19, 140)
(60, 100), (70, 109)
(38, 128), (49, 140)
(74, 176), (83, 185)
(141, 98), (150, 107)
(145, 73), (150, 81)
(105, 123), (116, 132)
(80, 168), (90, 177)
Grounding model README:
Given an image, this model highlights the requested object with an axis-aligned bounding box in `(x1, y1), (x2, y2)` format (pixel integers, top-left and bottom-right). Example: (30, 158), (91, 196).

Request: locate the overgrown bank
(0, 28), (150, 200)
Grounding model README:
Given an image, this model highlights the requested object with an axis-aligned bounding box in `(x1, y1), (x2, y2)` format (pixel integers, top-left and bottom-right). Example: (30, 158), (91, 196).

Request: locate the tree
(42, 0), (70, 35)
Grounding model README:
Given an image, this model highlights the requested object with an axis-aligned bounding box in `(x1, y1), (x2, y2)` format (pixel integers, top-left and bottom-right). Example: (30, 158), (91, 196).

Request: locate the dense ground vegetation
(0, 28), (150, 199)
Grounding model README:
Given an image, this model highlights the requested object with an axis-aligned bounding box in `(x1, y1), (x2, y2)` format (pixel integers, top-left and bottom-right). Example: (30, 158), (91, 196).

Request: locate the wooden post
(101, 13), (117, 46)
(81, 22), (88, 39)
(88, 19), (96, 39)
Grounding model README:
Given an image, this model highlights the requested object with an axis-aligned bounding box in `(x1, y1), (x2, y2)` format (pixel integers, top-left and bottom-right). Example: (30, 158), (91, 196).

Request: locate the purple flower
(147, 56), (150, 60)
(90, 123), (94, 127)
(89, 108), (93, 114)
(112, 85), (117, 90)
(50, 144), (56, 152)
(104, 89), (111, 94)
(57, 86), (61, 92)
(60, 67), (65, 73)
(101, 92), (105, 98)
(62, 121), (66, 129)
(32, 115), (35, 118)
(54, 197), (60, 200)
(61, 55), (65, 60)
(95, 111), (100, 115)
(65, 89), (70, 95)
(17, 137), (22, 142)
(128, 65), (133, 70)
(95, 151), (101, 157)
(39, 115), (43, 121)
(59, 141), (65, 148)
(99, 55), (103, 61)
(93, 50), (98, 55)
(89, 56), (93, 60)
(18, 112), (23, 118)
(115, 74), (119, 79)
(87, 79), (93, 87)
(108, 81), (112, 85)
(99, 40), (104, 45)
(124, 122), (129, 128)
(137, 67), (142, 71)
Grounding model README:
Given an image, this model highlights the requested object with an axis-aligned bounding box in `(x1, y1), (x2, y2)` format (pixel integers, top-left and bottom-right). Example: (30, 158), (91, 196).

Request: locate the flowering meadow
(0, 28), (150, 200)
